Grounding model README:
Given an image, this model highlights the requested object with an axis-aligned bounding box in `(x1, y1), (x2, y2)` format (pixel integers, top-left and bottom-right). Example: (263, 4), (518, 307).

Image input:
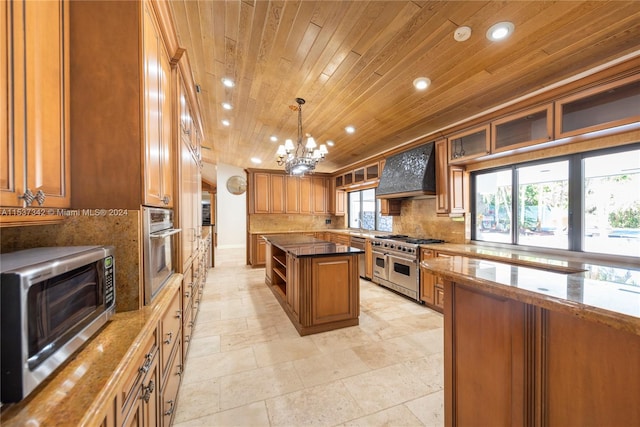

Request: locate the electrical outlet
(325, 219), (331, 224)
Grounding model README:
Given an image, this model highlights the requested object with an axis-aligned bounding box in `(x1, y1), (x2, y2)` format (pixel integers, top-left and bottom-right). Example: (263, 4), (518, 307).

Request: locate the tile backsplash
(0, 212), (142, 311)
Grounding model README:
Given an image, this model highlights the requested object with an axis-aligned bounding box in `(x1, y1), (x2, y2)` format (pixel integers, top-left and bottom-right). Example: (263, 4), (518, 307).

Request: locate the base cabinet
(445, 279), (640, 426)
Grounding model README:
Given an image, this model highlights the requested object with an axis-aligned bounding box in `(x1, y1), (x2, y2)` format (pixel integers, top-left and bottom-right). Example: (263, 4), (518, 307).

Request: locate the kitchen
(1, 1), (640, 426)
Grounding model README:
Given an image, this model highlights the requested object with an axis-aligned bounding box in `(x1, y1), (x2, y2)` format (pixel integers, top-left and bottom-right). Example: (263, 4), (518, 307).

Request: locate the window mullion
(512, 166), (518, 245)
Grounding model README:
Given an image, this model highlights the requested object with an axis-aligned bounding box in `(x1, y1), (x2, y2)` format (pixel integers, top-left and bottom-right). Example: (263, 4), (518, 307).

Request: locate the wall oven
(142, 207), (180, 304)
(0, 246), (115, 402)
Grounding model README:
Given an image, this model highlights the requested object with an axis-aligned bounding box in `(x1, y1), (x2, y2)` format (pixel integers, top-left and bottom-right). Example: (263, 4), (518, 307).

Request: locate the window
(348, 189), (392, 232)
(472, 144), (639, 258)
(583, 149), (640, 257)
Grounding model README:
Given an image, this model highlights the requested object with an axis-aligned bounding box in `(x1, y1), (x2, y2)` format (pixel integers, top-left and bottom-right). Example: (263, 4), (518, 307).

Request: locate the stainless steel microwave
(0, 246), (115, 403)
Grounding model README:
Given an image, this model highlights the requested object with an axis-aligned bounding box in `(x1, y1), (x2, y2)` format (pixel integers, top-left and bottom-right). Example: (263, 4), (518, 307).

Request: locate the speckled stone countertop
(264, 234), (365, 257)
(420, 254), (640, 336)
(0, 275), (183, 426)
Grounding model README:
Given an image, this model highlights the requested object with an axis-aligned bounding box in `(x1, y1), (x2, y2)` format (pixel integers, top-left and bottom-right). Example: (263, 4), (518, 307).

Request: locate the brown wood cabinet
(491, 104), (553, 153)
(420, 250), (450, 312)
(435, 139), (468, 215)
(380, 199), (401, 216)
(265, 239), (359, 336)
(248, 170), (331, 215)
(555, 73), (640, 139)
(1, 0), (71, 224)
(68, 1), (180, 211)
(121, 328), (159, 427)
(249, 233), (268, 266)
(142, 2), (173, 208)
(179, 137), (201, 270)
(447, 124), (490, 164)
(444, 279), (640, 426)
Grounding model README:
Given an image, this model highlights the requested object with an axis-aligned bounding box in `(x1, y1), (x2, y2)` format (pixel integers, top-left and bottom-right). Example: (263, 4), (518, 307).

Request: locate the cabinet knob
(164, 331), (173, 345)
(162, 195), (171, 205)
(18, 189), (35, 206)
(35, 190), (46, 206)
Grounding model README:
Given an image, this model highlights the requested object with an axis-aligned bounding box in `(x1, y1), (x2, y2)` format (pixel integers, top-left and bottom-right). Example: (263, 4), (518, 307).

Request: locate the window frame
(347, 189), (392, 232)
(471, 142), (640, 260)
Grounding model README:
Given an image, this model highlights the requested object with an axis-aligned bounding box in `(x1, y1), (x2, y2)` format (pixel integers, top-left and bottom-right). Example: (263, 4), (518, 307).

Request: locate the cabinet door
(252, 172), (270, 213)
(285, 175), (300, 213)
(448, 124), (490, 164)
(180, 140), (198, 270)
(299, 176), (312, 214)
(1, 0), (70, 209)
(419, 249), (435, 304)
(445, 282), (528, 427)
(270, 174), (285, 213)
(312, 176), (327, 213)
(143, 4), (172, 207)
(364, 239), (373, 279)
(435, 139), (449, 214)
(491, 104), (552, 153)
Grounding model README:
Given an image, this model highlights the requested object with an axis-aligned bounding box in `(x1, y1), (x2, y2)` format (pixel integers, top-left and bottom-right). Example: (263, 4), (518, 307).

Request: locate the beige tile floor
(173, 248), (444, 427)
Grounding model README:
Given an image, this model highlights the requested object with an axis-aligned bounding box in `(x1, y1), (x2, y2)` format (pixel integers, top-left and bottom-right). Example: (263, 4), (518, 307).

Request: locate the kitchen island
(421, 255), (640, 426)
(263, 234), (364, 336)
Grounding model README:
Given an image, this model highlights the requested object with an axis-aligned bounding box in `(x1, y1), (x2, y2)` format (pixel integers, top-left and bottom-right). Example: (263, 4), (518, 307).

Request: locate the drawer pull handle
(139, 352), (154, 374)
(177, 364), (183, 376)
(164, 400), (175, 416)
(142, 380), (155, 403)
(164, 332), (173, 345)
(175, 310), (182, 319)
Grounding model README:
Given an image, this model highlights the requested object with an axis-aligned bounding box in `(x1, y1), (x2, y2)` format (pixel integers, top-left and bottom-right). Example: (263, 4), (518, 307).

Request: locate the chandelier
(276, 98), (328, 175)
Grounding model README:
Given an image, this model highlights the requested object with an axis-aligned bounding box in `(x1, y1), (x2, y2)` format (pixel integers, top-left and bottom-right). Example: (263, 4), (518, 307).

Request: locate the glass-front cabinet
(491, 104), (553, 153)
(555, 74), (640, 138)
(448, 124), (490, 164)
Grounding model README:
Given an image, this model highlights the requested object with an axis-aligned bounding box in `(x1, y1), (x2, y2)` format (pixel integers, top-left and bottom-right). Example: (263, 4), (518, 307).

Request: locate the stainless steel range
(371, 235), (444, 301)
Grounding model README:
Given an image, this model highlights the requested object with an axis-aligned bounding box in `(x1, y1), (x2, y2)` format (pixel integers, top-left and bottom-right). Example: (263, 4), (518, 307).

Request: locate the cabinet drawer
(162, 338), (183, 426)
(121, 330), (157, 417)
(160, 287), (182, 381)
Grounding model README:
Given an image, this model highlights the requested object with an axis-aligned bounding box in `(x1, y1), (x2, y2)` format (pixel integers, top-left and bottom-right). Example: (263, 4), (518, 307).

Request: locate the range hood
(376, 142), (436, 199)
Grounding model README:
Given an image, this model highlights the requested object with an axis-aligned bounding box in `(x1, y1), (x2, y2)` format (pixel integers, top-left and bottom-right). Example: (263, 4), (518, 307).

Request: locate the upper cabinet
(336, 161), (381, 189)
(143, 2), (173, 207)
(436, 139), (467, 215)
(555, 74), (640, 139)
(1, 0), (70, 223)
(491, 104), (553, 154)
(68, 0), (178, 210)
(448, 124), (490, 165)
(248, 170), (331, 215)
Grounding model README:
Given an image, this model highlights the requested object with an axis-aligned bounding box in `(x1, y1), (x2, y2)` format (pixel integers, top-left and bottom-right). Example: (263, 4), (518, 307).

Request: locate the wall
(216, 163), (247, 248)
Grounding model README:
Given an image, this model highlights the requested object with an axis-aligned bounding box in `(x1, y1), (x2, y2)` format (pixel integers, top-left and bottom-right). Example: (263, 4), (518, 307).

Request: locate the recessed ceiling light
(251, 157), (262, 164)
(486, 21), (514, 41)
(221, 78), (235, 88)
(326, 140), (335, 147)
(221, 119), (230, 126)
(270, 135), (278, 142)
(222, 102), (233, 110)
(345, 126), (356, 134)
(413, 77), (431, 90)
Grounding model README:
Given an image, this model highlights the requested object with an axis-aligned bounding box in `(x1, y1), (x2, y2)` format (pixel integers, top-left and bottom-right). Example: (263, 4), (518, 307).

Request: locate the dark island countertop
(263, 234), (364, 258)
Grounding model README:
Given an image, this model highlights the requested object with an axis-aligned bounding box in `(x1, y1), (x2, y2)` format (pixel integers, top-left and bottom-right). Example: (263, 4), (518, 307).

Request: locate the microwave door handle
(150, 228), (182, 239)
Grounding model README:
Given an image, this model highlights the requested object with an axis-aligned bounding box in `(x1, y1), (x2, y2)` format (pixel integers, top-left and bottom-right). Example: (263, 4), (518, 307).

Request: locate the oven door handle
(150, 228), (182, 239)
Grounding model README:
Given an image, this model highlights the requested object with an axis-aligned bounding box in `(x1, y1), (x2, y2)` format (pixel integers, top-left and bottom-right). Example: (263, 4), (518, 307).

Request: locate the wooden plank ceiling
(169, 0), (640, 184)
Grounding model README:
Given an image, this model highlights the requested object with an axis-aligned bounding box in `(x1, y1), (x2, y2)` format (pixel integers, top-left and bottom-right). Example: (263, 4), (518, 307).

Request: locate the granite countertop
(421, 255), (640, 336)
(264, 234), (364, 257)
(0, 275), (183, 426)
